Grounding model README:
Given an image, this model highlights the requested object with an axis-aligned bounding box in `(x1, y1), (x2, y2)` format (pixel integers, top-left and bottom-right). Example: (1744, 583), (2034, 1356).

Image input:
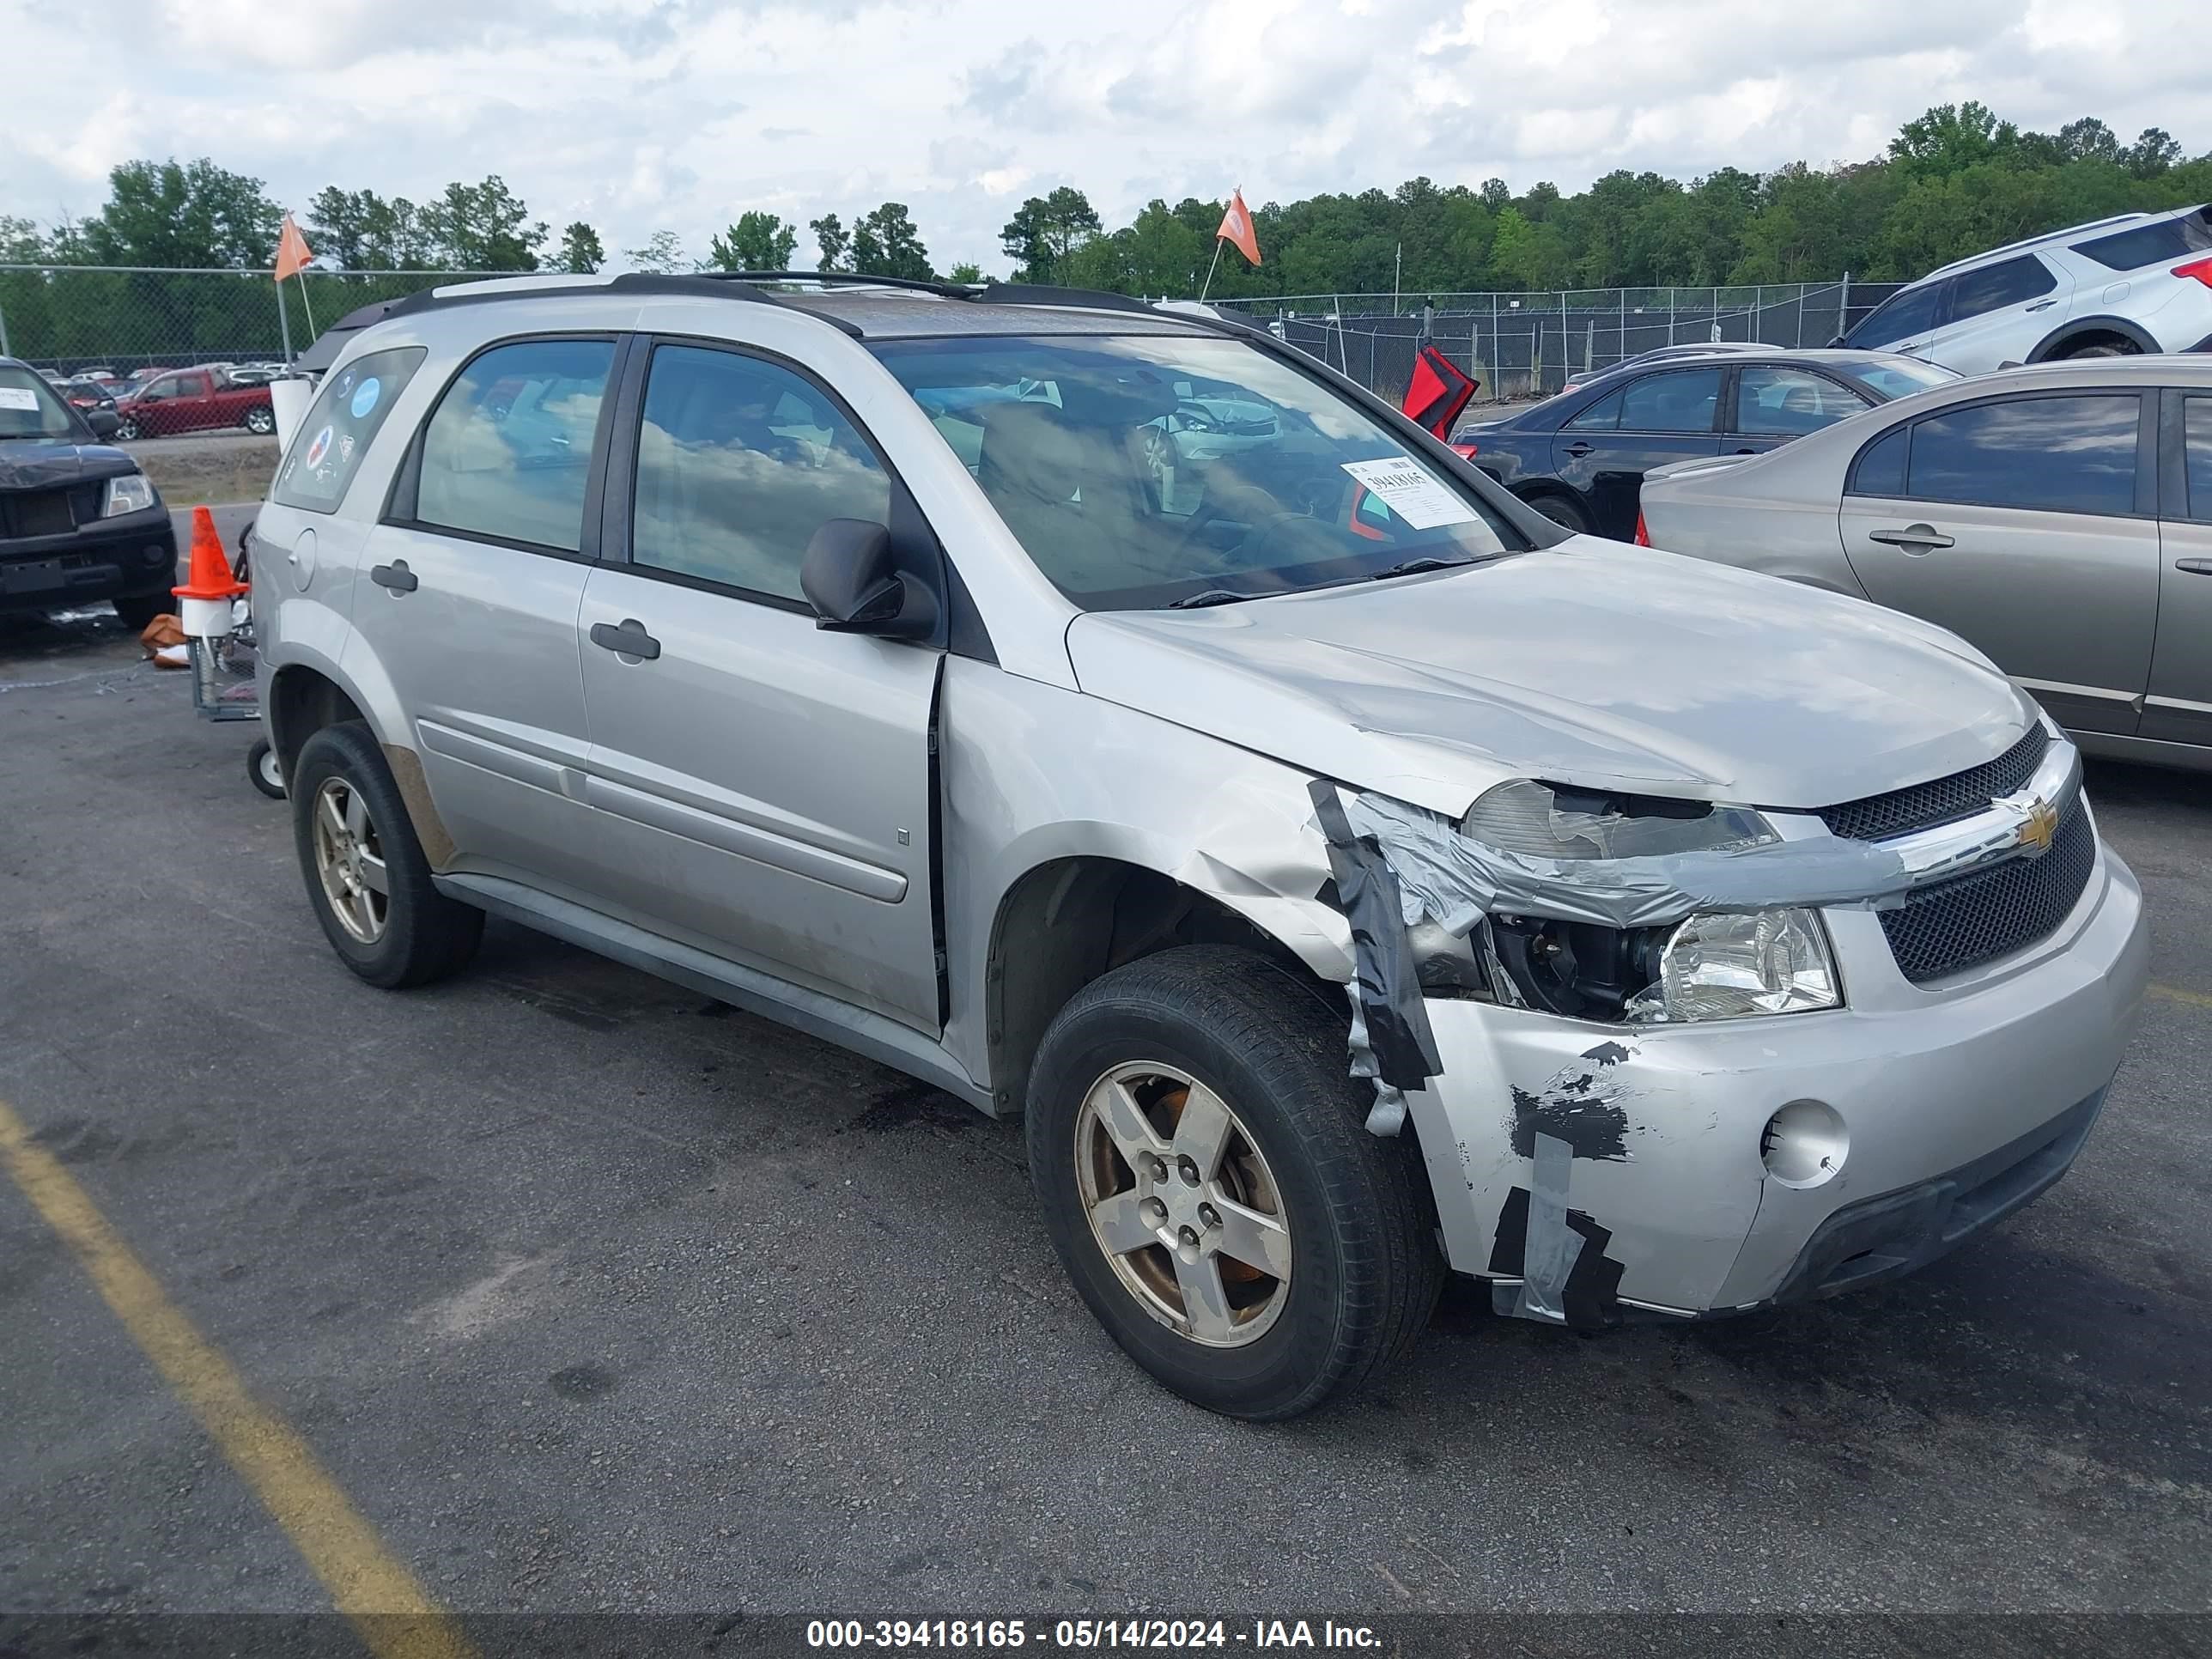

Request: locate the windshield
(0, 366), (82, 440)
(1848, 358), (1960, 400)
(872, 332), (1519, 609)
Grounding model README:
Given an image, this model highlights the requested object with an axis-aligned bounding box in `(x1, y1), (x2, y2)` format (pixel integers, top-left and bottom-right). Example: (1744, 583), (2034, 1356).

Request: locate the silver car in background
(1641, 356), (2212, 770)
(251, 275), (2147, 1419)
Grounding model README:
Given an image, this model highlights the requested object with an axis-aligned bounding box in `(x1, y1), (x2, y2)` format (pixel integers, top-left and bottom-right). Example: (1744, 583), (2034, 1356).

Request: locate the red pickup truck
(112, 365), (277, 440)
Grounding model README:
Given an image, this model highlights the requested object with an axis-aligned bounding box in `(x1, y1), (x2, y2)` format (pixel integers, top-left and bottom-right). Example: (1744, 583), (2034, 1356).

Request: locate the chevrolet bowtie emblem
(2016, 796), (2059, 857)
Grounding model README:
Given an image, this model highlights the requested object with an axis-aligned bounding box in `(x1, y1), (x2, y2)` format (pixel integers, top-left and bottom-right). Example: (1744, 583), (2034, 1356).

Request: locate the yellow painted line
(0, 1097), (475, 1659)
(2150, 981), (2212, 1012)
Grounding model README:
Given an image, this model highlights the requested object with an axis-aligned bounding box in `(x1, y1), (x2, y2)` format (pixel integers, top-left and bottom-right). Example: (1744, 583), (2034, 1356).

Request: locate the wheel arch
(267, 653), (457, 871)
(2025, 315), (2159, 361)
(981, 854), (1345, 1116)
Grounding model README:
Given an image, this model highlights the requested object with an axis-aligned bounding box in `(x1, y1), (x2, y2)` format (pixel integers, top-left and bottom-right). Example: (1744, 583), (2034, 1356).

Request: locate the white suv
(1840, 204), (2212, 375)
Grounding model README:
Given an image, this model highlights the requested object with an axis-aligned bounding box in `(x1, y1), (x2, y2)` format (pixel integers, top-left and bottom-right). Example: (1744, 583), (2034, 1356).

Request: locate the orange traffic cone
(173, 506), (246, 638)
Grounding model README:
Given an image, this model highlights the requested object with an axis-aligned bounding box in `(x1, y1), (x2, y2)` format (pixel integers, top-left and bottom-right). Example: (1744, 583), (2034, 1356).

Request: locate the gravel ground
(0, 609), (2206, 1626)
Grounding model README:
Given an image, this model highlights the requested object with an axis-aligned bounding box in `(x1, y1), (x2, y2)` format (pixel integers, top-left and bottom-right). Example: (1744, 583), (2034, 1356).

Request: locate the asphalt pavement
(0, 600), (2207, 1623)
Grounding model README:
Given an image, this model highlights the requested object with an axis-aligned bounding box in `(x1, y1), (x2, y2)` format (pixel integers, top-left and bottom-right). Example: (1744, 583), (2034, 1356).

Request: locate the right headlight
(1625, 908), (1840, 1024)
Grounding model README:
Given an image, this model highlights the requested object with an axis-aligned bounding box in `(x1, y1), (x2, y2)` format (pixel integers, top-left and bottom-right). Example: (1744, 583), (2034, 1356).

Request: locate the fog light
(1761, 1099), (1847, 1187)
(144, 544), (171, 566)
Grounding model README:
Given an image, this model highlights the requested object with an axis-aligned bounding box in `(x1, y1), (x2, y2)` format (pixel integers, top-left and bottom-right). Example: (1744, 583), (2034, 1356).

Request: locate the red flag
(1216, 190), (1261, 266)
(1401, 342), (1477, 440)
(274, 213), (313, 283)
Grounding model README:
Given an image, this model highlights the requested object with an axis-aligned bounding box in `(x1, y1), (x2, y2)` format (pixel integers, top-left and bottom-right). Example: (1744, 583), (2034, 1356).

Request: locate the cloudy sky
(4, 0), (2208, 273)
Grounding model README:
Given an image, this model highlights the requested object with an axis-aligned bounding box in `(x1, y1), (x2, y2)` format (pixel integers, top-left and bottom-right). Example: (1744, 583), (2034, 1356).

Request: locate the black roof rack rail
(366, 272), (866, 337)
(695, 270), (982, 300)
(971, 282), (1267, 337)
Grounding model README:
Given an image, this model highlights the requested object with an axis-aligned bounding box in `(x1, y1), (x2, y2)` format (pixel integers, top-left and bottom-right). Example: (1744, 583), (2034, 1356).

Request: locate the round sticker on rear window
(303, 424), (333, 469)
(349, 378), (381, 420)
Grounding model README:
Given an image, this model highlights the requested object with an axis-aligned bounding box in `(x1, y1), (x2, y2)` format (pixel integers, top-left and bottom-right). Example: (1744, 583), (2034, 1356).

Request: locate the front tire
(290, 721), (482, 988)
(111, 591), (169, 631)
(113, 416), (141, 441)
(2057, 340), (2138, 360)
(244, 405), (276, 434)
(1026, 945), (1442, 1420)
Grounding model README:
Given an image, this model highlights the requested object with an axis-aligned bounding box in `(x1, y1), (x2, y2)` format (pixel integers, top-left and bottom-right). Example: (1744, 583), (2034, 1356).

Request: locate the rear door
(347, 333), (619, 897)
(1917, 255), (2069, 375)
(1838, 389), (2158, 734)
(576, 337), (945, 1030)
(2143, 390), (2212, 746)
(1723, 365), (1874, 456)
(167, 372), (218, 433)
(1549, 366), (1725, 538)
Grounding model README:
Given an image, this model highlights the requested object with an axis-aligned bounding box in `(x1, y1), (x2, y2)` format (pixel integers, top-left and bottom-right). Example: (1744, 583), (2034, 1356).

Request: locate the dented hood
(1066, 538), (2036, 817)
(0, 437), (136, 491)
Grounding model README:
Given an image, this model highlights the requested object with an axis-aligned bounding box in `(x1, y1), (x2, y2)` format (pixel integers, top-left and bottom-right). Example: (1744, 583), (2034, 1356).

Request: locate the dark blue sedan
(1449, 348), (1957, 540)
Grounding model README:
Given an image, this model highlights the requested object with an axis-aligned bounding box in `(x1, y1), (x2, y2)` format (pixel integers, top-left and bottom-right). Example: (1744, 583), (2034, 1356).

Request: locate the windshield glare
(1850, 359), (1960, 399)
(0, 367), (82, 440)
(872, 333), (1518, 609)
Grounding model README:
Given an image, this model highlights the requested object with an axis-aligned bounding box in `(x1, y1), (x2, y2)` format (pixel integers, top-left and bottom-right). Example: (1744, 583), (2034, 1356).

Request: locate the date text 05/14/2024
(805, 1620), (1383, 1650)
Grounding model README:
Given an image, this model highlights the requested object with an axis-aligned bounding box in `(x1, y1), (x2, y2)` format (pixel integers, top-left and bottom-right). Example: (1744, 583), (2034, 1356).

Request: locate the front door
(1838, 389), (2157, 735)
(578, 338), (944, 1030)
(2144, 390), (2212, 746)
(346, 334), (619, 897)
(1549, 365), (1725, 538)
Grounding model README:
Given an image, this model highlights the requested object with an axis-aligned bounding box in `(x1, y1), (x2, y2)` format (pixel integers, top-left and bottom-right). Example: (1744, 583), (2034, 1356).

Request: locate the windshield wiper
(1165, 588), (1259, 609)
(1369, 555), (1479, 582)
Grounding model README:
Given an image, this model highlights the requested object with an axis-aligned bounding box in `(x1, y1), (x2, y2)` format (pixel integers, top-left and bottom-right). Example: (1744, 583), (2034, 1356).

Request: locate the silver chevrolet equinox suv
(254, 273), (2148, 1420)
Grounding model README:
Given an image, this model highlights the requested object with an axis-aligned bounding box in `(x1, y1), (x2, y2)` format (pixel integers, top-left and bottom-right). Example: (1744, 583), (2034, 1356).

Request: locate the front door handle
(369, 560), (417, 592)
(2176, 558), (2212, 575)
(590, 618), (661, 660)
(1563, 441), (1594, 458)
(1868, 524), (1954, 551)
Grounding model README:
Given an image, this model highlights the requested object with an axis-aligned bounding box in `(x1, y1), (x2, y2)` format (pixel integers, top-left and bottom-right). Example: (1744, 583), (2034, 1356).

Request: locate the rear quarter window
(271, 347), (428, 514)
(2071, 212), (2212, 272)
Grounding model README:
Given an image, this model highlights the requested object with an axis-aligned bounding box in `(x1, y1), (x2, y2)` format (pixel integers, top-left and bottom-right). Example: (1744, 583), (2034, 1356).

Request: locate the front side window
(414, 337), (614, 552)
(272, 346), (428, 514)
(137, 376), (181, 403)
(1845, 283), (1943, 349)
(1733, 368), (1869, 436)
(1617, 368), (1721, 434)
(2185, 398), (2212, 523)
(631, 344), (891, 603)
(872, 332), (1518, 610)
(0, 365), (82, 439)
(1946, 256), (2057, 323)
(1905, 394), (2140, 516)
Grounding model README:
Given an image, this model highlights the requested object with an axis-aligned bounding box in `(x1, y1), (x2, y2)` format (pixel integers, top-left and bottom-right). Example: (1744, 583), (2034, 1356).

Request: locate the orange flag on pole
(1216, 189), (1261, 266)
(274, 213), (313, 283)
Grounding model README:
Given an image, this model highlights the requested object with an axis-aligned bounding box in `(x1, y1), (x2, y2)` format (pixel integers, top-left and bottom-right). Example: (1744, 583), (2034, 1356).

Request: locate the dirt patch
(131, 436), (279, 507)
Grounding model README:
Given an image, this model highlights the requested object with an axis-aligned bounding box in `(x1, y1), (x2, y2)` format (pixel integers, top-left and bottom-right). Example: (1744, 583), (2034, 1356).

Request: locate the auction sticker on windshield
(1339, 457), (1476, 530)
(0, 388), (40, 411)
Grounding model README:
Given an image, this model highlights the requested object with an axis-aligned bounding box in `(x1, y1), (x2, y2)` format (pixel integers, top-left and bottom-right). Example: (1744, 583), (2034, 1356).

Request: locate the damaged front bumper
(1395, 830), (2147, 1325)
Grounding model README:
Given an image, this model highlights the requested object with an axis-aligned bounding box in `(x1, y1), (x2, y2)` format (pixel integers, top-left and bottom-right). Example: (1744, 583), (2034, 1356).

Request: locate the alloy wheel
(311, 775), (390, 944)
(1073, 1060), (1293, 1347)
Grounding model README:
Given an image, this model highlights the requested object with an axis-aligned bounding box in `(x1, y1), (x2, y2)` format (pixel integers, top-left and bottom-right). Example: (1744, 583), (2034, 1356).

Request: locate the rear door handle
(2027, 300), (2057, 312)
(368, 560), (417, 592)
(1868, 524), (1954, 551)
(589, 618), (661, 660)
(2176, 558), (2212, 575)
(1563, 441), (1594, 458)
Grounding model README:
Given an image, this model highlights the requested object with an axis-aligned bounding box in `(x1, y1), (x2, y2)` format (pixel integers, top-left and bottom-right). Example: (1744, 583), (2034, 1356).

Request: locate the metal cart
(183, 526), (284, 799)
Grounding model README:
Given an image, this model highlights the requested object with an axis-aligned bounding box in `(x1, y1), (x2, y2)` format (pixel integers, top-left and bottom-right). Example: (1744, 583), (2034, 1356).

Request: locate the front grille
(1877, 805), (2095, 983)
(0, 487), (80, 539)
(1820, 726), (2050, 842)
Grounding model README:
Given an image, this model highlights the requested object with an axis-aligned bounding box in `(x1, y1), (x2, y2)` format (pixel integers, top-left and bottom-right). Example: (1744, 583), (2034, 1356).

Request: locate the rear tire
(1026, 945), (1443, 1420)
(1525, 490), (1591, 534)
(244, 405), (276, 435)
(290, 721), (482, 988)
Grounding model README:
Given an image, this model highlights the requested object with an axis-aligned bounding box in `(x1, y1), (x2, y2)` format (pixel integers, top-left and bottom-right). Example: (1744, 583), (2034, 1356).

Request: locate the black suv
(0, 356), (176, 629)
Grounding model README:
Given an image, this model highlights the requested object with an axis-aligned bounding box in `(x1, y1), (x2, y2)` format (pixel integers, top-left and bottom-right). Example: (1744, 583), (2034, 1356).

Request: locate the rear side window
(2185, 398), (2212, 522)
(1845, 283), (1942, 349)
(1563, 390), (1621, 431)
(271, 346), (428, 514)
(631, 343), (891, 603)
(1947, 256), (2057, 322)
(1618, 368), (1721, 434)
(2072, 212), (2212, 272)
(413, 338), (614, 552)
(1733, 368), (1869, 436)
(1905, 394), (2140, 516)
(1848, 426), (1908, 496)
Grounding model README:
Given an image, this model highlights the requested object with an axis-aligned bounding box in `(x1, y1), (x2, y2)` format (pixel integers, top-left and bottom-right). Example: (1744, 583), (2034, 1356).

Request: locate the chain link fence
(0, 265), (490, 374)
(1215, 282), (1905, 406)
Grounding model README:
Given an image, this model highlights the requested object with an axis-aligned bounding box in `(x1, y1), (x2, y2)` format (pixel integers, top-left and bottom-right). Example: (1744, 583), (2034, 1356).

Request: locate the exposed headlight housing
(1625, 908), (1840, 1024)
(102, 472), (156, 517)
(1455, 781), (1836, 1024)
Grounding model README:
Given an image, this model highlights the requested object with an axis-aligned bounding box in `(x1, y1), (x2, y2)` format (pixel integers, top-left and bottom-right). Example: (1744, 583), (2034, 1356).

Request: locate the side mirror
(1826, 335), (1847, 349)
(88, 410), (121, 439)
(799, 519), (938, 640)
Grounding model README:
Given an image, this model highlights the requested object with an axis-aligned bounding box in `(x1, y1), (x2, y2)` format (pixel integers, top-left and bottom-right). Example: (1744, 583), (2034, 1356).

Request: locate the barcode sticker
(1340, 457), (1478, 529)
